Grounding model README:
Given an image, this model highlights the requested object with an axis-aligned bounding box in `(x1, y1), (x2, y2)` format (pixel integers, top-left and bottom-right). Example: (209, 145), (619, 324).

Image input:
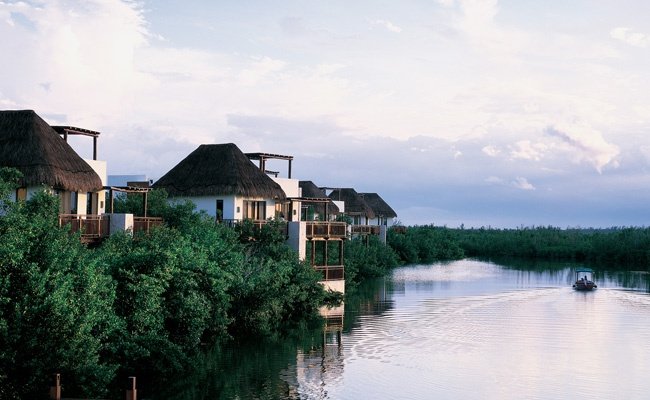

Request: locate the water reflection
(153, 260), (650, 399)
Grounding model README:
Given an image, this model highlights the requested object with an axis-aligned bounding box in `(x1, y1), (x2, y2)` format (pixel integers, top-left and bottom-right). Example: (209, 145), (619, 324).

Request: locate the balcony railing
(351, 225), (381, 235)
(133, 217), (164, 233)
(59, 214), (110, 242)
(306, 221), (347, 239)
(219, 219), (288, 237)
(60, 214), (164, 242)
(314, 265), (345, 281)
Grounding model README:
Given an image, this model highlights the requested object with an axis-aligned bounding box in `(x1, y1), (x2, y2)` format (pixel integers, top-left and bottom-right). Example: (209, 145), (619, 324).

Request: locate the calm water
(163, 260), (650, 400)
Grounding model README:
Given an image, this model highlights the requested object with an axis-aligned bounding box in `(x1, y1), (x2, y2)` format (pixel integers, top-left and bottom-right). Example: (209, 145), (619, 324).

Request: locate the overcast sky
(2, 0), (650, 227)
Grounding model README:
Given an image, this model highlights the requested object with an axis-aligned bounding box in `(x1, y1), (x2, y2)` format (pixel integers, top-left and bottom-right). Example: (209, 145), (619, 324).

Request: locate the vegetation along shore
(2, 167), (649, 398)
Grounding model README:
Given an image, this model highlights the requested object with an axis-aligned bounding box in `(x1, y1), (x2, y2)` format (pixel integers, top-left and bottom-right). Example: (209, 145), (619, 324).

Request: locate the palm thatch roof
(0, 110), (103, 192)
(328, 188), (375, 219)
(153, 143), (286, 199)
(299, 180), (340, 215)
(360, 192), (397, 218)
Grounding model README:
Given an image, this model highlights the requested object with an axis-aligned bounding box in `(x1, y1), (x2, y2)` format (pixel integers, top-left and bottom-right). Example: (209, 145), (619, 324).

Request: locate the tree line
(387, 224), (650, 270)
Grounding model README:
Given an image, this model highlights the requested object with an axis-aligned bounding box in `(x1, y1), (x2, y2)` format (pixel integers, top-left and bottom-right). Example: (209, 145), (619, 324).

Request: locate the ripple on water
(330, 265), (650, 400)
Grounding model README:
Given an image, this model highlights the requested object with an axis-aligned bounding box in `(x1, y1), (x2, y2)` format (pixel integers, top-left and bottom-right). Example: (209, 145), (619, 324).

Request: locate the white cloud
(512, 177), (535, 190)
(372, 19), (402, 33)
(510, 140), (547, 161)
(482, 145), (500, 157)
(545, 124), (619, 173)
(610, 27), (650, 48)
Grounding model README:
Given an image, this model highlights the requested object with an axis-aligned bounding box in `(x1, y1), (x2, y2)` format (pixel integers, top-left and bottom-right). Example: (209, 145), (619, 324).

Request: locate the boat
(572, 268), (597, 290)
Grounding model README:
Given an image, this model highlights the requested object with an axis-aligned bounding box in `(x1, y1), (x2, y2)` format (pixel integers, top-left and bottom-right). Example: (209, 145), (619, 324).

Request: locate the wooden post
(49, 373), (61, 400)
(142, 191), (148, 218)
(126, 376), (137, 400)
(288, 159), (292, 178)
(93, 136), (98, 160)
(109, 188), (114, 213)
(323, 239), (329, 267)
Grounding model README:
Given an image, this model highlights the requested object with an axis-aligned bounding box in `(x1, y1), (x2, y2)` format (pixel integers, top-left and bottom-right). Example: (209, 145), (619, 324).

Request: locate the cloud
(511, 177), (535, 191)
(510, 140), (547, 161)
(372, 19), (402, 33)
(482, 145), (500, 157)
(545, 124), (619, 173)
(610, 27), (650, 48)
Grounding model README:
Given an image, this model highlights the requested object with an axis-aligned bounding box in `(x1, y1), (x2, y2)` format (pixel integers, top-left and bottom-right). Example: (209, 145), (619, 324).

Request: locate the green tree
(0, 185), (118, 399)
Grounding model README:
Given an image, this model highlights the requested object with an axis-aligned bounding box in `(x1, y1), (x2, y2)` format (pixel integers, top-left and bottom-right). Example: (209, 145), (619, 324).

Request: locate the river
(160, 259), (650, 399)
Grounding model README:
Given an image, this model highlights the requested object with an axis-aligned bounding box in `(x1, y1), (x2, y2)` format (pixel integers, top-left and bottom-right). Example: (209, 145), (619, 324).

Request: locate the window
(216, 199), (224, 222)
(16, 187), (27, 201)
(86, 192), (93, 214)
(70, 192), (78, 214)
(243, 200), (266, 220)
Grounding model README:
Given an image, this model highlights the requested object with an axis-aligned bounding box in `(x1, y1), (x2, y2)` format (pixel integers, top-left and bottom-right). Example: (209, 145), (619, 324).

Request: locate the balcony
(314, 265), (345, 281)
(351, 225), (381, 235)
(59, 214), (110, 243)
(133, 216), (164, 233)
(59, 214), (164, 243)
(219, 219), (288, 238)
(306, 221), (347, 240)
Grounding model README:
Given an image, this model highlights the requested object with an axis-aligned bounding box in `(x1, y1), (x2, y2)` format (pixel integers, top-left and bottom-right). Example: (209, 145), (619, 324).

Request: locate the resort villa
(0, 110), (161, 241)
(1, 109), (399, 293)
(0, 110), (106, 215)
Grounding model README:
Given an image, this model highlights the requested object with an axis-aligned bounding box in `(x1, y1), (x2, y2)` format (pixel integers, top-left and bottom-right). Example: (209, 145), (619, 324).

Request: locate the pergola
(105, 183), (154, 217)
(52, 126), (100, 161)
(245, 152), (294, 178)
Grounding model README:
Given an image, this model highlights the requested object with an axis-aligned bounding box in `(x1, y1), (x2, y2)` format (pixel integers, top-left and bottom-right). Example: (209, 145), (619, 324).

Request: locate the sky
(2, 0), (650, 228)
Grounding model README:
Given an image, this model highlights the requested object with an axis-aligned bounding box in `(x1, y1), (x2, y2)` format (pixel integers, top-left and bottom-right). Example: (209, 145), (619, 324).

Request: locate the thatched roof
(360, 192), (397, 218)
(328, 188), (375, 219)
(153, 143), (286, 199)
(0, 110), (103, 192)
(299, 180), (340, 215)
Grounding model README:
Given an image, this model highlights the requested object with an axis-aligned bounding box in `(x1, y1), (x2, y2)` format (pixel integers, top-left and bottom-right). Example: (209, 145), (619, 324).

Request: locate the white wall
(85, 159), (107, 186)
(332, 200), (344, 213)
(173, 195), (237, 219)
(273, 177), (300, 197)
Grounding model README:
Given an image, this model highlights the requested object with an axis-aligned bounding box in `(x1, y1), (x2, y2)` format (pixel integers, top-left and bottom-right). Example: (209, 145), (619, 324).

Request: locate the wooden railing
(351, 225), (381, 235)
(133, 216), (164, 233)
(306, 221), (347, 239)
(58, 214), (110, 242)
(59, 214), (164, 242)
(314, 265), (345, 281)
(219, 219), (288, 237)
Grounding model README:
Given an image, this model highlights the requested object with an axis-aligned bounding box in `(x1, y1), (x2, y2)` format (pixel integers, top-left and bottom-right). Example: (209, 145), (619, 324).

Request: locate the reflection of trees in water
(602, 270), (650, 292)
(343, 277), (396, 333)
(152, 322), (325, 400)
(149, 277), (397, 399)
(483, 257), (650, 292)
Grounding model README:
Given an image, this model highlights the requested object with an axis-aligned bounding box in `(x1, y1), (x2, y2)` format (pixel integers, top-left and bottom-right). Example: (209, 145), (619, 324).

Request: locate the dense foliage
(387, 225), (465, 264)
(385, 224), (650, 270)
(452, 226), (650, 269)
(345, 236), (399, 283)
(0, 168), (325, 399)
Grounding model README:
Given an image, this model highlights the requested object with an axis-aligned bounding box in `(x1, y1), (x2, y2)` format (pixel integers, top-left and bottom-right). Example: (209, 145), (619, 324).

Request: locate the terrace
(58, 214), (163, 243)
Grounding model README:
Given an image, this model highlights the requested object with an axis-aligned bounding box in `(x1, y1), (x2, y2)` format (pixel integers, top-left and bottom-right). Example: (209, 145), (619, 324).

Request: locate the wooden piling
(49, 373), (61, 400)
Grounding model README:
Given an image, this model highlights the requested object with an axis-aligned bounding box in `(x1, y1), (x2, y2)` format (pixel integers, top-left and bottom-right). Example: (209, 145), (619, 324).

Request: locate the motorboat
(572, 268), (597, 291)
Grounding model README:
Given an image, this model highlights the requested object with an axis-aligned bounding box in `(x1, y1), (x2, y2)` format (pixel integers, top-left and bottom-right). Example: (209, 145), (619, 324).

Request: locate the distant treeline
(453, 226), (650, 268)
(387, 224), (650, 270)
